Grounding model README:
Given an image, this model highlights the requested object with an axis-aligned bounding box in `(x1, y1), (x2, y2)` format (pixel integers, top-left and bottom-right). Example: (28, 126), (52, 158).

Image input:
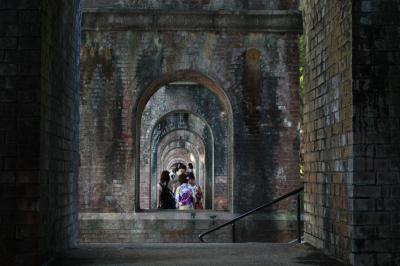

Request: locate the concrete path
(52, 243), (347, 266)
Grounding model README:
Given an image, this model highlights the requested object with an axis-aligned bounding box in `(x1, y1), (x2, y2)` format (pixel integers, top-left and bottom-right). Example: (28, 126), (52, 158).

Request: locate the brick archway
(79, 1), (303, 245)
(135, 71), (234, 211)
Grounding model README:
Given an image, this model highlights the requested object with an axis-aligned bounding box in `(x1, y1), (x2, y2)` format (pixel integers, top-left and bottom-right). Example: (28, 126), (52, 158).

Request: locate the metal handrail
(198, 186), (304, 243)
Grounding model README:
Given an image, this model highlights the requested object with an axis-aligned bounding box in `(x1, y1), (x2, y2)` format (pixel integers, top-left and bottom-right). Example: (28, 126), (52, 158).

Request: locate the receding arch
(135, 70), (234, 118)
(162, 148), (191, 166)
(149, 109), (215, 139)
(153, 130), (210, 209)
(135, 71), (233, 211)
(159, 140), (203, 171)
(149, 111), (212, 148)
(145, 110), (213, 210)
(159, 141), (202, 174)
(157, 134), (207, 182)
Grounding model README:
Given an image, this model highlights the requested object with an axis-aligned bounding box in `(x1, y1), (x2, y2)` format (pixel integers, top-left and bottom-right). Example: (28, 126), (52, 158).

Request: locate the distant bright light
(199, 154), (205, 164)
(190, 153), (196, 162)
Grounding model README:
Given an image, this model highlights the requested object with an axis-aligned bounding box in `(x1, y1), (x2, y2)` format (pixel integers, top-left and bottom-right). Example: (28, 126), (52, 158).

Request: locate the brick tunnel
(1, 0), (400, 265)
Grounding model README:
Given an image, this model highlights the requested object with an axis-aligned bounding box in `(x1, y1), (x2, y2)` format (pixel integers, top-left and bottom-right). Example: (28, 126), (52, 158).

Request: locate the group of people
(157, 163), (203, 210)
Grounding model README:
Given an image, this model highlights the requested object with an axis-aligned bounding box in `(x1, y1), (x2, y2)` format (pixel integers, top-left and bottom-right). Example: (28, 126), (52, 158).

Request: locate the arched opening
(77, 5), (304, 245)
(135, 71), (233, 211)
(154, 130), (209, 209)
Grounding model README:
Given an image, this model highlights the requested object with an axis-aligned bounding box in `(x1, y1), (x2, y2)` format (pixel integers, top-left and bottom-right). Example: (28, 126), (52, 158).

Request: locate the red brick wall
(302, 0), (353, 263)
(79, 25), (302, 214)
(79, 7), (302, 242)
(303, 0), (400, 265)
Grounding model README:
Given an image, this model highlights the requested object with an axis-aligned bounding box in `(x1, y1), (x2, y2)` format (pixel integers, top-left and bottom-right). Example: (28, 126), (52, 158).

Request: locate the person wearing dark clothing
(157, 170), (176, 209)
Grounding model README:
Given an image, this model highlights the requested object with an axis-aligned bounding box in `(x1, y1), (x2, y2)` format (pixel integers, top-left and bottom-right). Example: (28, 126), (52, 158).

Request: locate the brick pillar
(302, 0), (353, 262)
(0, 1), (42, 264)
(351, 1), (400, 265)
(0, 0), (82, 265)
(303, 0), (400, 265)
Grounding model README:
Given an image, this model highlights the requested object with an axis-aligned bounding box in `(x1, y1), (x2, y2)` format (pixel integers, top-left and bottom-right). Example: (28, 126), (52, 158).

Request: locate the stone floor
(52, 243), (347, 266)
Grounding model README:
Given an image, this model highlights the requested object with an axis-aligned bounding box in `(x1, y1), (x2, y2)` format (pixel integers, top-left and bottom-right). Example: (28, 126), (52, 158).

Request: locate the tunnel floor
(52, 243), (346, 266)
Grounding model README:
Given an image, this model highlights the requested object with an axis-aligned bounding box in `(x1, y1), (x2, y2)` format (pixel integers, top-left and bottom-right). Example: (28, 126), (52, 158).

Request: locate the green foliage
(298, 34), (304, 128)
(299, 34), (305, 179)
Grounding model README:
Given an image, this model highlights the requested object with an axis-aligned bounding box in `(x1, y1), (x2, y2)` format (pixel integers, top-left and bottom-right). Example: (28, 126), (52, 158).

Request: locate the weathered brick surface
(155, 130), (209, 207)
(0, 0), (81, 265)
(351, 0), (400, 265)
(302, 0), (353, 263)
(139, 85), (226, 210)
(79, 5), (301, 242)
(147, 114), (213, 210)
(83, 0), (299, 10)
(2, 0), (399, 264)
(0, 1), (42, 264)
(80, 26), (301, 212)
(40, 0), (82, 263)
(303, 0), (400, 265)
(79, 211), (299, 243)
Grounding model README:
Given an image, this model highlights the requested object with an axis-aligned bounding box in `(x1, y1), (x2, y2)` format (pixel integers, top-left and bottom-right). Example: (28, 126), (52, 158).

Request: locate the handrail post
(232, 223), (236, 243)
(297, 193), (301, 243)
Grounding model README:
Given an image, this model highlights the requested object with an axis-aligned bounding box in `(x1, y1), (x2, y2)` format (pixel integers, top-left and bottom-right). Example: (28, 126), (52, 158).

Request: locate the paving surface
(52, 243), (347, 266)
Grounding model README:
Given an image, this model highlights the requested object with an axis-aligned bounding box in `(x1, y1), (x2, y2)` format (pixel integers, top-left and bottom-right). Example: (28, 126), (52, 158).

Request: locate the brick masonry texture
(303, 0), (400, 265)
(79, 211), (299, 243)
(1, 0), (399, 265)
(140, 85), (227, 210)
(79, 16), (301, 213)
(40, 0), (81, 263)
(302, 0), (353, 263)
(152, 129), (209, 208)
(0, 1), (42, 264)
(79, 4), (301, 242)
(0, 0), (82, 265)
(83, 0), (299, 10)
(351, 1), (400, 265)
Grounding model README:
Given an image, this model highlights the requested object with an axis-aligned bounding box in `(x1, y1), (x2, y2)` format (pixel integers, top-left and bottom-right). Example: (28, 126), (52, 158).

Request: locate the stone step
(79, 211), (300, 243)
(53, 243), (346, 266)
